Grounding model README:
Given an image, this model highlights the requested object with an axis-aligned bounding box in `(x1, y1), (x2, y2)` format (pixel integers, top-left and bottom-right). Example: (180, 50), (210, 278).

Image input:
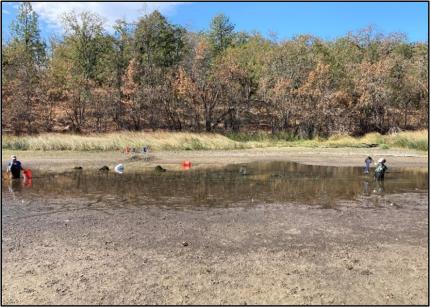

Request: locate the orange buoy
(182, 161), (191, 170)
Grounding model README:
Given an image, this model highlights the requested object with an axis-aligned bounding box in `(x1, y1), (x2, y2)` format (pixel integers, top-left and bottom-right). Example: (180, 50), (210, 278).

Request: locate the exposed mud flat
(2, 190), (428, 304)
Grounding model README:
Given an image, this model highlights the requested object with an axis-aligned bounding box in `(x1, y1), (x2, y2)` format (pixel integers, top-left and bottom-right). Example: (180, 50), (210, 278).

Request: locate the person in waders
(374, 158), (388, 181)
(7, 155), (24, 179)
(364, 156), (373, 174)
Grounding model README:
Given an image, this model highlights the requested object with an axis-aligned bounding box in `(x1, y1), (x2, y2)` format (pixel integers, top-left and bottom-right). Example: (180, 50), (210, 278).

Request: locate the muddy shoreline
(1, 147), (428, 173)
(2, 192), (428, 305)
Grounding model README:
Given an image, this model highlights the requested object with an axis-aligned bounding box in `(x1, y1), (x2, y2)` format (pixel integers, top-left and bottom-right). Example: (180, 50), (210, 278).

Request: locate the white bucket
(114, 164), (124, 174)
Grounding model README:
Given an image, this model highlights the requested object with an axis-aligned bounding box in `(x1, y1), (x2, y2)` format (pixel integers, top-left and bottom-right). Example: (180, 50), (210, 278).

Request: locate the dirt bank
(2, 192), (428, 305)
(2, 147), (428, 173)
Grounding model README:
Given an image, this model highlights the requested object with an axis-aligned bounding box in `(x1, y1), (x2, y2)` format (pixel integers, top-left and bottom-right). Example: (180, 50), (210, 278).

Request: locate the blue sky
(2, 2), (428, 43)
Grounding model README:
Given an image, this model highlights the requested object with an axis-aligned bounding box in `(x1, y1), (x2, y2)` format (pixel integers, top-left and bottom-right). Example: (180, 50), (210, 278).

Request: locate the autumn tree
(297, 62), (337, 137)
(2, 2), (46, 134)
(258, 36), (318, 134)
(121, 58), (143, 130)
(110, 20), (132, 129)
(2, 8), (428, 136)
(176, 36), (250, 132)
(57, 11), (107, 132)
(126, 11), (187, 130)
(352, 59), (392, 133)
(219, 34), (271, 131)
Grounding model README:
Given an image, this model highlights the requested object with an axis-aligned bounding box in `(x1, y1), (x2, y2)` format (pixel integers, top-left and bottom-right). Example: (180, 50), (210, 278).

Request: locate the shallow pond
(2, 161), (428, 215)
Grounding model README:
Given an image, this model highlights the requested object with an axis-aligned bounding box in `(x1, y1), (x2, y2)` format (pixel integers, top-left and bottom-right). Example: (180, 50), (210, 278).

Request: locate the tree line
(2, 3), (428, 137)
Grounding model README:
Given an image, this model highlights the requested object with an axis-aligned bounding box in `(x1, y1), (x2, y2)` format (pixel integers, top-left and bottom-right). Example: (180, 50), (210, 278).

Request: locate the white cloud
(2, 9), (11, 15)
(31, 2), (184, 32)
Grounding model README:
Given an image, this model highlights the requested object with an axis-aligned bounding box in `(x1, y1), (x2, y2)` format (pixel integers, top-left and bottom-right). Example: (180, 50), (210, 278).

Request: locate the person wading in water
(364, 156), (373, 174)
(7, 155), (24, 179)
(374, 158), (388, 181)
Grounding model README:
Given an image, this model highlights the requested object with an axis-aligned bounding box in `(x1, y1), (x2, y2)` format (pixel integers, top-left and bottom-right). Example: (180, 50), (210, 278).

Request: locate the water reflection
(363, 179), (386, 195)
(2, 161), (428, 212)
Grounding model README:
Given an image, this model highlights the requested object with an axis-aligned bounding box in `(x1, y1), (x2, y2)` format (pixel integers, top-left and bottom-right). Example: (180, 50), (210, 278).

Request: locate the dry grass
(384, 130), (428, 151)
(324, 130), (428, 151)
(2, 130), (428, 152)
(1, 132), (246, 151)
